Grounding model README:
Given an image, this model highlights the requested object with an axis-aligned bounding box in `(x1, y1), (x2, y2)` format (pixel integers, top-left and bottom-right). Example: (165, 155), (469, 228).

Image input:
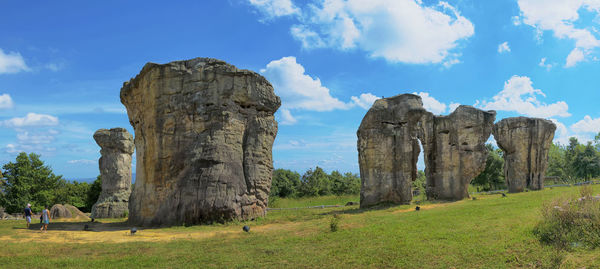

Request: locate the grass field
(1, 186), (600, 268)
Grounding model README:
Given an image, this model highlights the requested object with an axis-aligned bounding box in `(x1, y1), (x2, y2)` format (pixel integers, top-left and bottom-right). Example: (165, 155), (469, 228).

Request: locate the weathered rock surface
(357, 94), (495, 206)
(91, 128), (134, 218)
(357, 94), (429, 207)
(492, 117), (556, 192)
(121, 58), (280, 226)
(419, 106), (496, 200)
(51, 204), (88, 219)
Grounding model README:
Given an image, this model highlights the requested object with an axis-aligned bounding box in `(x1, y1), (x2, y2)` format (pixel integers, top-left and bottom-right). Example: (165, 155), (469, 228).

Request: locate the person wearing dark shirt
(24, 203), (33, 228)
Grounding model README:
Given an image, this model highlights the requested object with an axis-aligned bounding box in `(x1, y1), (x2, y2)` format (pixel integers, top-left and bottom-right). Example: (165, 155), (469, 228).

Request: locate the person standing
(40, 205), (50, 233)
(24, 203), (33, 228)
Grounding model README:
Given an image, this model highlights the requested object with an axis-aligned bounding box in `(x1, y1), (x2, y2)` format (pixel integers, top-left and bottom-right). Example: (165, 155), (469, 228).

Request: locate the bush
(533, 187), (600, 250)
(330, 214), (341, 232)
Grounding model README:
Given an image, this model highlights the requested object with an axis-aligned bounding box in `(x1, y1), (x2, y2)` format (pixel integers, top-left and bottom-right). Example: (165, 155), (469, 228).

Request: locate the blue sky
(1, 0), (600, 180)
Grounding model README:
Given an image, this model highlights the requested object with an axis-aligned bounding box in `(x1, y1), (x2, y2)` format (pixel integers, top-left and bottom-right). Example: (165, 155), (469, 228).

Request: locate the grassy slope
(1, 187), (600, 268)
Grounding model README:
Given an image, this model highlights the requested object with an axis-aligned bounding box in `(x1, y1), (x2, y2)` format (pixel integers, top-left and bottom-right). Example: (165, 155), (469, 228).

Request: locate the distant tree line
(270, 167), (360, 198)
(546, 135), (600, 182)
(0, 152), (102, 214)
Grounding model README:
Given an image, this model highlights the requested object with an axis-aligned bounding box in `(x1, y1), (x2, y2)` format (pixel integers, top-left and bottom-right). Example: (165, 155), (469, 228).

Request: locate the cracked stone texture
(121, 58), (280, 226)
(357, 94), (496, 206)
(492, 117), (556, 193)
(419, 106), (496, 200)
(91, 128), (134, 218)
(357, 94), (429, 207)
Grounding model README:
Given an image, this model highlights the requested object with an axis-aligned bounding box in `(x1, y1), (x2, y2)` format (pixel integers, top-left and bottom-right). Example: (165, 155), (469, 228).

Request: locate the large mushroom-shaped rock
(357, 94), (429, 207)
(419, 106), (496, 200)
(121, 58), (281, 226)
(91, 128), (134, 218)
(492, 117), (556, 192)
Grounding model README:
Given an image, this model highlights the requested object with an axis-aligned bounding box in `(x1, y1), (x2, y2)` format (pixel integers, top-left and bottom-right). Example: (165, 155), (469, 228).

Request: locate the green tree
(471, 144), (505, 191)
(298, 167), (330, 197)
(270, 169), (300, 198)
(342, 172), (361, 195)
(0, 152), (63, 213)
(546, 143), (566, 181)
(85, 176), (102, 212)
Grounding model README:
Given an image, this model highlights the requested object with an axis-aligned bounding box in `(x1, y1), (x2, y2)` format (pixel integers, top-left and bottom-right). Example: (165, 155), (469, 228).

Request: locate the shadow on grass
(19, 220), (137, 232)
(319, 199), (463, 216)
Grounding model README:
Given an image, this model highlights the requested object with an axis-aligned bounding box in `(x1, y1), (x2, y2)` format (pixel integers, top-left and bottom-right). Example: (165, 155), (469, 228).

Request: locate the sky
(1, 0), (600, 181)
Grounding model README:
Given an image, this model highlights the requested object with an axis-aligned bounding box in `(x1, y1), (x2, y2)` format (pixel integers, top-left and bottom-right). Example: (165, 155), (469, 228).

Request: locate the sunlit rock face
(91, 128), (134, 219)
(357, 94), (429, 207)
(493, 117), (556, 193)
(358, 94), (496, 207)
(419, 106), (496, 200)
(121, 58), (280, 226)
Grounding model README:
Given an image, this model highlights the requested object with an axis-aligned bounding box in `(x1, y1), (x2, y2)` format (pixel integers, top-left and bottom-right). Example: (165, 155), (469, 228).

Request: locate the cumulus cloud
(248, 0), (300, 19)
(254, 0), (474, 65)
(476, 75), (570, 118)
(571, 115), (600, 133)
(2, 113), (59, 128)
(261, 56), (352, 111)
(517, 0), (600, 67)
(0, 93), (14, 109)
(414, 92), (447, 115)
(261, 56), (380, 124)
(16, 131), (55, 144)
(5, 143), (56, 154)
(448, 102), (460, 112)
(498, 42), (511, 53)
(0, 49), (30, 74)
(351, 93), (379, 109)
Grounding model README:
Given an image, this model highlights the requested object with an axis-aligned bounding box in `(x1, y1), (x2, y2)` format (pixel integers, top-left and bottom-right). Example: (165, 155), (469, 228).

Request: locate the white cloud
(248, 0), (300, 19)
(286, 0), (474, 65)
(351, 93), (379, 109)
(67, 159), (96, 165)
(565, 48), (585, 67)
(0, 49), (29, 74)
(5, 143), (56, 154)
(448, 102), (460, 112)
(16, 131), (55, 144)
(476, 75), (570, 118)
(512, 15), (522, 26)
(414, 92), (447, 115)
(0, 93), (14, 109)
(279, 108), (298, 125)
(517, 0), (600, 67)
(261, 56), (352, 111)
(498, 42), (511, 53)
(538, 57), (554, 70)
(2, 113), (59, 128)
(571, 115), (600, 133)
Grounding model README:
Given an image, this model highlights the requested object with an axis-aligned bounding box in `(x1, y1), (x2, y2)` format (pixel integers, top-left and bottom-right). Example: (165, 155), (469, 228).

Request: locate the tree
(471, 144), (505, 191)
(270, 169), (300, 198)
(85, 176), (102, 212)
(546, 143), (566, 181)
(342, 172), (361, 195)
(298, 167), (331, 197)
(0, 152), (63, 213)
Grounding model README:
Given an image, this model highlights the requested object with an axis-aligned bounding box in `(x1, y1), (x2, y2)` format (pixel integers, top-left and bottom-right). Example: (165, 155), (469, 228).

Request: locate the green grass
(2, 187), (600, 268)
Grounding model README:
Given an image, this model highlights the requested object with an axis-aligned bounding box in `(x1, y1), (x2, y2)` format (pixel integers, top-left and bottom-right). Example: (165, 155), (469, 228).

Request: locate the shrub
(330, 214), (341, 232)
(533, 189), (600, 250)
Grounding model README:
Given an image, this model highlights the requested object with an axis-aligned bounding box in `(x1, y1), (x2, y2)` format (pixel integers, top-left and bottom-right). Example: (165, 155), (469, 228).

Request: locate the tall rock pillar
(492, 117), (556, 192)
(91, 128), (134, 218)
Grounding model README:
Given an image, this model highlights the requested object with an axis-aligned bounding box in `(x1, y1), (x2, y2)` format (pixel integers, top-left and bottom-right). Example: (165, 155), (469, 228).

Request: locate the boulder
(419, 106), (496, 200)
(357, 94), (429, 207)
(50, 204), (72, 219)
(492, 117), (556, 192)
(91, 128), (134, 218)
(121, 58), (281, 226)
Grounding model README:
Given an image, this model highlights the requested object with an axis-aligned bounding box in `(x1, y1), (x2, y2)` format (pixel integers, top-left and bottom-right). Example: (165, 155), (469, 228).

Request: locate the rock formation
(51, 204), (89, 219)
(492, 117), (556, 192)
(357, 94), (495, 207)
(419, 106), (496, 200)
(121, 58), (280, 226)
(91, 128), (134, 218)
(357, 94), (429, 207)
